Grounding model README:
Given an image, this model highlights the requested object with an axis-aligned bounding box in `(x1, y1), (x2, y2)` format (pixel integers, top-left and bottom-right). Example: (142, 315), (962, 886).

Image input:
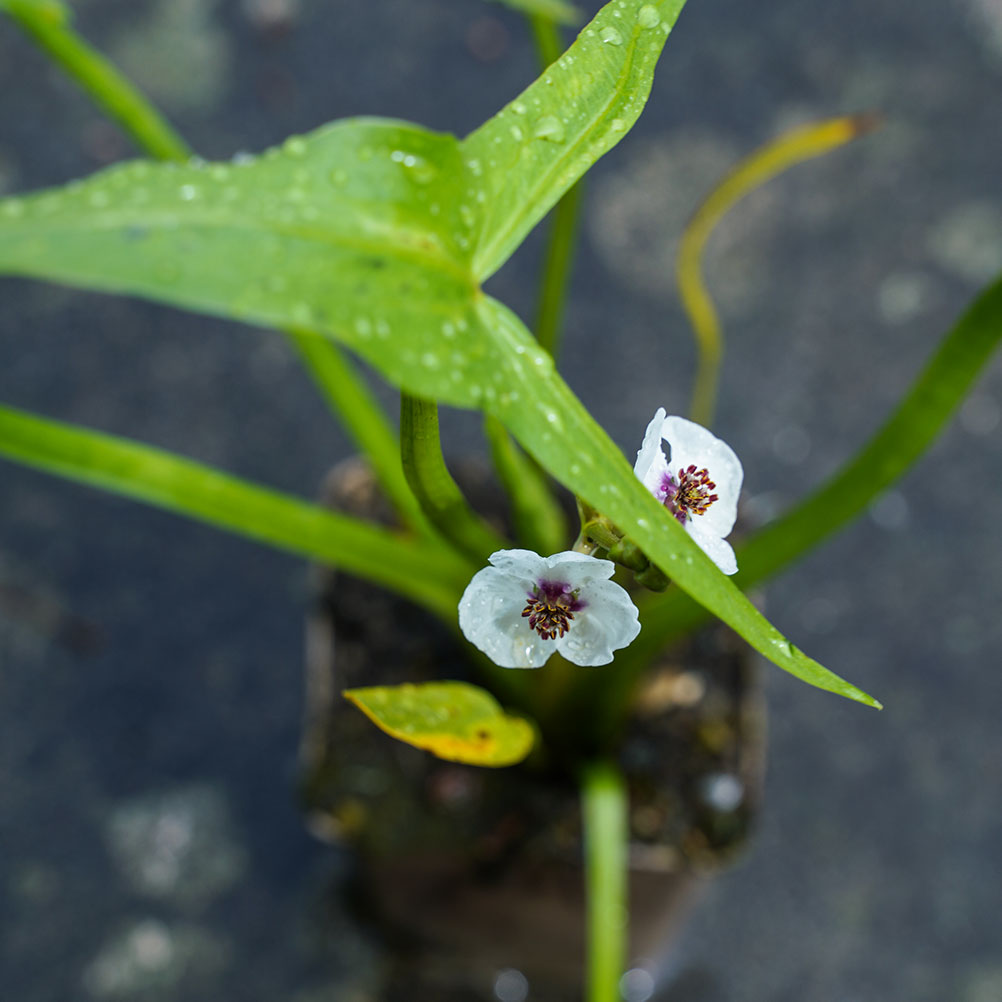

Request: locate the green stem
(3, 0), (427, 535)
(0, 403), (473, 621)
(535, 180), (585, 359)
(484, 414), (568, 554)
(400, 394), (509, 563)
(528, 13), (564, 68)
(581, 759), (628, 1002)
(285, 327), (428, 534)
(2, 0), (190, 163)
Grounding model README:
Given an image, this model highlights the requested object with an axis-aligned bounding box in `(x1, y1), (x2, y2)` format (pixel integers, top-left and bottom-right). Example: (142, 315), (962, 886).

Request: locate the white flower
(634, 408), (743, 575)
(458, 550), (641, 669)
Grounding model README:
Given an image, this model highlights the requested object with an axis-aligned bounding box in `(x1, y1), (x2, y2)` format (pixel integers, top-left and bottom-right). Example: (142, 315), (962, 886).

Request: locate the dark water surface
(1, 1), (1000, 999)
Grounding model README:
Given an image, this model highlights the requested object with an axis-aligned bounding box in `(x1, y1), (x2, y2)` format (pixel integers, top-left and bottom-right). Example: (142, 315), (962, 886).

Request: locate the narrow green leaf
(475, 297), (882, 708)
(487, 0), (582, 26)
(0, 404), (473, 620)
(619, 272), (1002, 673)
(463, 0), (688, 279)
(343, 681), (535, 766)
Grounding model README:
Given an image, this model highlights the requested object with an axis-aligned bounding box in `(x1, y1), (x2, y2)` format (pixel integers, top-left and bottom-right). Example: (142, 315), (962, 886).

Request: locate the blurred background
(1, 0), (1000, 999)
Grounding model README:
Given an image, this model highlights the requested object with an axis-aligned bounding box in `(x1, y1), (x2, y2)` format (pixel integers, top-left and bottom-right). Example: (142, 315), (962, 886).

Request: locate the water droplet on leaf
(637, 4), (661, 28)
(600, 25), (623, 44)
(533, 116), (566, 143)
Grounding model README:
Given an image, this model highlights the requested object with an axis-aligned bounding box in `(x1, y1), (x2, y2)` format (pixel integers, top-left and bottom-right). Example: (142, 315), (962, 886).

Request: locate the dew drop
(210, 164), (231, 182)
(179, 184), (198, 201)
(441, 321), (456, 338)
(509, 125), (524, 142)
(231, 151), (255, 166)
(283, 136), (307, 157)
(1, 199), (24, 218)
(466, 157), (483, 177)
(511, 101), (527, 115)
(609, 118), (626, 132)
(533, 116), (566, 143)
(421, 352), (440, 369)
(459, 204), (475, 227)
(637, 4), (661, 28)
(354, 316), (372, 337)
(600, 25), (623, 45)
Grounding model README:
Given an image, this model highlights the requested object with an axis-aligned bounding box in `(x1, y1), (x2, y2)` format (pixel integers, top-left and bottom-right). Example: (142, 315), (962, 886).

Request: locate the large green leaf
(0, 0), (878, 706)
(463, 0), (687, 278)
(0, 120), (491, 407)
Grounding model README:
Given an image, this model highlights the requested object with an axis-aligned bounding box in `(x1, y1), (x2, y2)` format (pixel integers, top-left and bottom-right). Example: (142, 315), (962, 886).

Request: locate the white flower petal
(458, 550), (641, 669)
(487, 548), (547, 579)
(662, 415), (742, 536)
(686, 523), (738, 576)
(458, 563), (555, 668)
(556, 578), (641, 666)
(544, 551), (616, 590)
(633, 407), (670, 499)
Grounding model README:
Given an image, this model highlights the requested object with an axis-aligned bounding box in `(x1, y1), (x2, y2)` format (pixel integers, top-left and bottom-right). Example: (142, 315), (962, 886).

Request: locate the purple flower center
(521, 579), (586, 641)
(661, 464), (719, 524)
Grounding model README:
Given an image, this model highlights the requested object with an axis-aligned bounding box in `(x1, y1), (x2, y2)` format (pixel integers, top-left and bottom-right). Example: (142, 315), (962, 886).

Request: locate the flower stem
(581, 758), (629, 1002)
(400, 394), (509, 563)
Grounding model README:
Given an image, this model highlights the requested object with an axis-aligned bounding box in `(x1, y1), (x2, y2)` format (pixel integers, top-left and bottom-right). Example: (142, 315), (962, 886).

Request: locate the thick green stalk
(400, 395), (509, 564)
(2, 0), (424, 534)
(0, 404), (473, 620)
(581, 759), (628, 1002)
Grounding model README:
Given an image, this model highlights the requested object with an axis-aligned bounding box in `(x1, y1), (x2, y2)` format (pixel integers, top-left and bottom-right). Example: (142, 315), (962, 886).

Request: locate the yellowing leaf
(343, 682), (534, 767)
